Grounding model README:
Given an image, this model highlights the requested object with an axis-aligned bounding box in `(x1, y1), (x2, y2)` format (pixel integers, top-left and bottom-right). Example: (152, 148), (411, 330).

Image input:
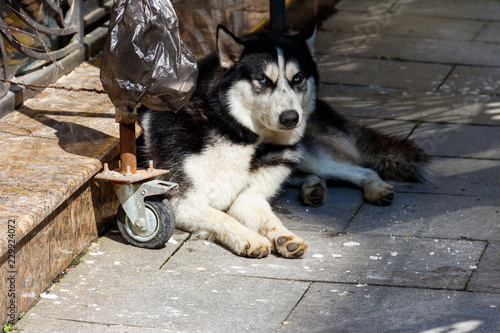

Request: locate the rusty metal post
(119, 122), (137, 174)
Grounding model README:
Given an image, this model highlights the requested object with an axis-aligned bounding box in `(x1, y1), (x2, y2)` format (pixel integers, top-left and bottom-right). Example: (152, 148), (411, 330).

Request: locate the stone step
(0, 57), (120, 322)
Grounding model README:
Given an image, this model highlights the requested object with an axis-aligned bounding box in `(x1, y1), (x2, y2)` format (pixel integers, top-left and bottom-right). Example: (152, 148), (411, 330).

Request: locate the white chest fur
(182, 139), (256, 210)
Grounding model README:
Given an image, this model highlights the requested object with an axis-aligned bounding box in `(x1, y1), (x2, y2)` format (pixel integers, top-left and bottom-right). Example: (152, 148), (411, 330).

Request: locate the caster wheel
(116, 196), (175, 249)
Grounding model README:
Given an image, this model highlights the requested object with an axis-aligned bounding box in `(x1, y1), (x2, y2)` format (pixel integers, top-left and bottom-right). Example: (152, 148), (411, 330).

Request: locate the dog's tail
(353, 124), (435, 183)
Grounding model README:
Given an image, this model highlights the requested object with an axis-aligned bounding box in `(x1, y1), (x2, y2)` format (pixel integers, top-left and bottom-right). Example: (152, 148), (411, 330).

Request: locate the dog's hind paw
(270, 233), (308, 259)
(364, 180), (394, 206)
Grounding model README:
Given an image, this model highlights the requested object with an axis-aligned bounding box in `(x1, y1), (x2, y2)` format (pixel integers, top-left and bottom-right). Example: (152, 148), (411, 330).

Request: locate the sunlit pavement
(15, 1), (500, 332)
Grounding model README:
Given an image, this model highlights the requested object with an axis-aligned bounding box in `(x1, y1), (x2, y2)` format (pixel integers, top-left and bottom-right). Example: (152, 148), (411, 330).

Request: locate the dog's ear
(217, 25), (245, 69)
(298, 21), (316, 56)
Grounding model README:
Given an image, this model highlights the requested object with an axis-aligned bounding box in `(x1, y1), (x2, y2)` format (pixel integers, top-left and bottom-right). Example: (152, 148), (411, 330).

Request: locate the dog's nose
(279, 110), (299, 129)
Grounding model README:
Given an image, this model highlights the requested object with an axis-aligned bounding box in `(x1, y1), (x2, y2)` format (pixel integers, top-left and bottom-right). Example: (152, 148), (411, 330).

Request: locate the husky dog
(139, 25), (316, 258)
(139, 24), (431, 259)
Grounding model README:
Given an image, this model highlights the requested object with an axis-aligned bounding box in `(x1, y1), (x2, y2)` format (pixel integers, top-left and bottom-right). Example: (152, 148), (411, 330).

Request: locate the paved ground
(15, 1), (500, 332)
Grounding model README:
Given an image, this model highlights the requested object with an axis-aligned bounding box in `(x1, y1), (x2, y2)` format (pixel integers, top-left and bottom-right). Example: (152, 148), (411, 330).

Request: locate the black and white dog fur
(138, 24), (432, 259)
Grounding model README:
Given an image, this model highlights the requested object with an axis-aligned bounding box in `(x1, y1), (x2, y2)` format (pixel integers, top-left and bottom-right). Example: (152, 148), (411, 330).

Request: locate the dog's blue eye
(292, 73), (304, 84)
(258, 76), (271, 85)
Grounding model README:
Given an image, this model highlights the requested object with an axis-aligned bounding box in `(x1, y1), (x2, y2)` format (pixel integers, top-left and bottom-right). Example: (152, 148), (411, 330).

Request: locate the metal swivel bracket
(113, 180), (178, 236)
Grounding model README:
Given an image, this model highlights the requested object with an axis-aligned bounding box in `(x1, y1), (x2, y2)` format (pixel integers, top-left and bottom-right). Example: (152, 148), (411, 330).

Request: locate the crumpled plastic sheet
(100, 0), (198, 122)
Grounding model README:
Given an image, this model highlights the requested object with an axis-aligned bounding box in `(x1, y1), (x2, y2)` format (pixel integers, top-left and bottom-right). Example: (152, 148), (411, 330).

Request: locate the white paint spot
(312, 254), (324, 258)
(256, 299), (271, 303)
(40, 292), (57, 299)
(343, 241), (360, 247)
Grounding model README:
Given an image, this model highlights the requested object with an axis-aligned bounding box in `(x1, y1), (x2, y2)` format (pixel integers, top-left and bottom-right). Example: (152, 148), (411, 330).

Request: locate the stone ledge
(0, 57), (120, 323)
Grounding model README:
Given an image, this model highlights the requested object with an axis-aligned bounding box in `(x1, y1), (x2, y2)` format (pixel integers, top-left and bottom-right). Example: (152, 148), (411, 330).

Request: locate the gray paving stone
(411, 122), (500, 159)
(316, 55), (451, 90)
(442, 66), (500, 95)
(393, 157), (500, 198)
(352, 35), (500, 67)
(318, 84), (498, 125)
(319, 85), (433, 120)
(468, 242), (500, 293)
(16, 318), (176, 333)
(314, 30), (365, 58)
(82, 229), (190, 269)
(476, 22), (500, 43)
(103, 326), (176, 333)
(400, 0), (500, 21)
(336, 0), (400, 12)
(380, 15), (484, 41)
(321, 9), (397, 35)
(166, 231), (484, 290)
(15, 318), (119, 333)
(15, 263), (308, 333)
(279, 283), (500, 333)
(347, 192), (500, 241)
(272, 185), (362, 232)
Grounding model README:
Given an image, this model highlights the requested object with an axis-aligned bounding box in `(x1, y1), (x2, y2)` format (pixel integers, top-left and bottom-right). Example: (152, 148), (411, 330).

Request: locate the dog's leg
(330, 164), (395, 206)
(300, 157), (394, 206)
(228, 191), (308, 259)
(173, 198), (272, 258)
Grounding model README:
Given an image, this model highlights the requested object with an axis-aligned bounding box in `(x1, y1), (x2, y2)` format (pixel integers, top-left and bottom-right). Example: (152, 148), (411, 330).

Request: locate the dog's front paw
(268, 231), (308, 259)
(236, 234), (272, 259)
(364, 180), (394, 206)
(301, 175), (326, 207)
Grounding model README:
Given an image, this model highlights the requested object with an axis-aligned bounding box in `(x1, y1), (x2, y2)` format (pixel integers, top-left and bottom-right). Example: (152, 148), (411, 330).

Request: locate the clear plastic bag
(100, 0), (198, 122)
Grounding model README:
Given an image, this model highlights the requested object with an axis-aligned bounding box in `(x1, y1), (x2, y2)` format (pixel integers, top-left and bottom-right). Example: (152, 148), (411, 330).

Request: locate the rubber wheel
(116, 196), (175, 249)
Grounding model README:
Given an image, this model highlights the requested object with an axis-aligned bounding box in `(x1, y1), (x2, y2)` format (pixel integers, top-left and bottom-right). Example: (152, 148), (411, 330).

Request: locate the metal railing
(0, 0), (111, 104)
